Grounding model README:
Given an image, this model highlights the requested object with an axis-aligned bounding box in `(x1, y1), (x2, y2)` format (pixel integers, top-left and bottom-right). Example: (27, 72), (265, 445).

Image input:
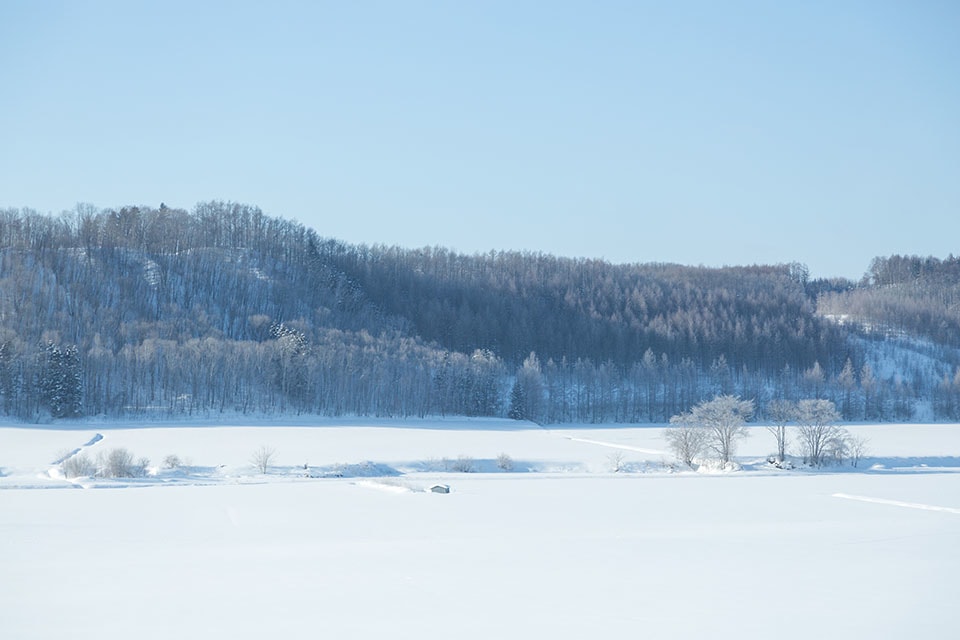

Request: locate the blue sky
(2, 1), (957, 279)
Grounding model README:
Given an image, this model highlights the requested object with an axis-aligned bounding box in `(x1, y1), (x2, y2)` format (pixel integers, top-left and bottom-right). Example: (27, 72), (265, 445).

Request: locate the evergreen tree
(39, 342), (82, 418)
(508, 380), (526, 421)
(0, 339), (19, 415)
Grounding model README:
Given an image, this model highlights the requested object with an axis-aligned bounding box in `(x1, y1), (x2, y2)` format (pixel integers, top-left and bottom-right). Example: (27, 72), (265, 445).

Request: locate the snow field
(1, 418), (959, 639)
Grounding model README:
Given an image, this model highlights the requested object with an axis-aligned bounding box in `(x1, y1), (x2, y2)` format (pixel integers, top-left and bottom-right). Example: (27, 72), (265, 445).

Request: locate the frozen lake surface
(2, 418), (958, 638)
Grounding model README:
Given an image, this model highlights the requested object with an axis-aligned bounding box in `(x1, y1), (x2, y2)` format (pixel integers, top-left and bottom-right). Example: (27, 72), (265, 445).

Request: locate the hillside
(816, 254), (960, 420)
(818, 255), (960, 348)
(0, 203), (957, 422)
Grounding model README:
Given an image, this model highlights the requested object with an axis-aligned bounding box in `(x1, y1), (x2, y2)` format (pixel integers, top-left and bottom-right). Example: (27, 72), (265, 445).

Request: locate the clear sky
(2, 1), (958, 279)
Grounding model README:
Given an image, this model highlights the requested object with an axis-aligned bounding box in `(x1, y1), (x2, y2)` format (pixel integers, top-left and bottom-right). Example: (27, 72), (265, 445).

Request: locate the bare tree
(96, 448), (137, 478)
(101, 448), (129, 477)
(496, 452), (514, 471)
(251, 445), (276, 474)
(795, 399), (843, 467)
(450, 455), (475, 473)
(765, 399), (795, 462)
(847, 433), (869, 468)
(60, 452), (95, 478)
(687, 395), (754, 466)
(665, 412), (709, 468)
(836, 358), (857, 418)
(607, 450), (626, 473)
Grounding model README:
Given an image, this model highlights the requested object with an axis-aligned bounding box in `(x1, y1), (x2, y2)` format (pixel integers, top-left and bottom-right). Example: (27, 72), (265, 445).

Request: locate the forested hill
(330, 247), (840, 371)
(0, 203), (958, 423)
(818, 254), (960, 348)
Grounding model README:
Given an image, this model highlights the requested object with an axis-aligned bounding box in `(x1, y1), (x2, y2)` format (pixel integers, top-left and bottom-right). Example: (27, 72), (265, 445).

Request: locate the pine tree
(0, 340), (19, 415)
(507, 380), (526, 420)
(39, 342), (82, 418)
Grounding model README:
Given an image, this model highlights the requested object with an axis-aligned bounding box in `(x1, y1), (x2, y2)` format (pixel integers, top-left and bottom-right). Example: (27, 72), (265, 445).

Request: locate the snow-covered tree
(271, 322), (309, 412)
(251, 445), (276, 474)
(39, 342), (82, 418)
(795, 399), (843, 467)
(665, 411), (709, 468)
(509, 353), (543, 423)
(765, 399), (795, 462)
(507, 379), (527, 421)
(680, 395), (754, 466)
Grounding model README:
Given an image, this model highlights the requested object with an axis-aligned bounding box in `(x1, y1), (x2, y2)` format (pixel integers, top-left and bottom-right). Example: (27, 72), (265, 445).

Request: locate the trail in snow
(832, 493), (960, 515)
(563, 436), (666, 456)
(52, 448), (82, 466)
(82, 433), (104, 447)
(51, 433), (104, 465)
(48, 433), (105, 484)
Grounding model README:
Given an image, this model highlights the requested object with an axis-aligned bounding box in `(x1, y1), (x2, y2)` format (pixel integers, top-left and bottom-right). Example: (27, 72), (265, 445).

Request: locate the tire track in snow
(832, 493), (960, 515)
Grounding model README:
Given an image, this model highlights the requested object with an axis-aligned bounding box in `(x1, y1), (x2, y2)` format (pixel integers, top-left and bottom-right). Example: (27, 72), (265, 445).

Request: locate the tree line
(0, 203), (958, 422)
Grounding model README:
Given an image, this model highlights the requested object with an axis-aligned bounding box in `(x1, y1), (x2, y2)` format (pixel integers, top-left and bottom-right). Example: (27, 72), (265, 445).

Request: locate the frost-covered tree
(847, 433), (868, 468)
(509, 353), (544, 423)
(251, 445), (276, 474)
(803, 362), (826, 399)
(468, 349), (504, 416)
(96, 448), (138, 478)
(795, 399), (843, 467)
(271, 322), (309, 412)
(681, 395), (754, 466)
(765, 399), (795, 462)
(60, 452), (95, 478)
(665, 411), (709, 468)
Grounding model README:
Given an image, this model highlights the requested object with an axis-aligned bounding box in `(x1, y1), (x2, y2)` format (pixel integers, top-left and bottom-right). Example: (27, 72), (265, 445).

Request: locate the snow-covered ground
(2, 417), (959, 638)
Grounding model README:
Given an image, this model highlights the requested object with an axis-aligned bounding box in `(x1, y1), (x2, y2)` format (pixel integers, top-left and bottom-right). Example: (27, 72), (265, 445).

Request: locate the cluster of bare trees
(60, 447), (150, 479)
(785, 399), (867, 467)
(665, 396), (868, 469)
(666, 395), (754, 469)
